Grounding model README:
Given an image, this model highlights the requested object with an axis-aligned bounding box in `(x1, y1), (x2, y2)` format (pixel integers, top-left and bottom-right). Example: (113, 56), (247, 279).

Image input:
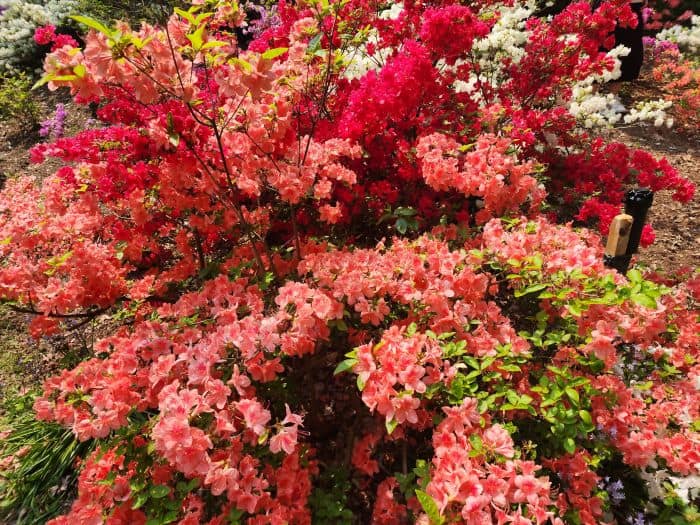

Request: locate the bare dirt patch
(0, 90), (90, 184)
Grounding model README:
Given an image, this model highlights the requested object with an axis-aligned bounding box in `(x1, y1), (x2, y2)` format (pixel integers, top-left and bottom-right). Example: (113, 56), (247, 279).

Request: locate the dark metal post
(623, 188), (654, 256)
(603, 252), (631, 273)
(603, 188), (654, 274)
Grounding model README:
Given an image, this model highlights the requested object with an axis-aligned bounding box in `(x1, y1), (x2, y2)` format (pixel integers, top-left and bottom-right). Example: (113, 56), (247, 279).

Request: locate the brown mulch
(599, 123), (700, 273)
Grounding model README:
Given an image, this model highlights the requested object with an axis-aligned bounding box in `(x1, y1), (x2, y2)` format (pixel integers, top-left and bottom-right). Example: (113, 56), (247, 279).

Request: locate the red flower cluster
(34, 24), (78, 51)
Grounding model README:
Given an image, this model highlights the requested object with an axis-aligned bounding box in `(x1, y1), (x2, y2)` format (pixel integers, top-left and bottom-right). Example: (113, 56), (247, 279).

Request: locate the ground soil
(0, 91), (86, 182)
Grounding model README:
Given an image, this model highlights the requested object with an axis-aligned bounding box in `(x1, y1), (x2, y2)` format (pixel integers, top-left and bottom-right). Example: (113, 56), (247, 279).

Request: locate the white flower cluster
(669, 474), (700, 505)
(447, 2), (535, 103)
(471, 2), (534, 64)
(656, 15), (700, 54)
(567, 84), (624, 128)
(623, 99), (674, 128)
(0, 0), (76, 72)
(341, 31), (389, 80)
(642, 469), (700, 507)
(562, 44), (675, 130)
(452, 72), (486, 99)
(588, 45), (629, 84)
(378, 2), (402, 21)
(567, 87), (674, 129)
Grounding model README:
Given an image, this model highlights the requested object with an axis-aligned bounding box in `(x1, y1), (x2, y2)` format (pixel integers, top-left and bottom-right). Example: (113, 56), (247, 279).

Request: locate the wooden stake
(605, 214), (634, 257)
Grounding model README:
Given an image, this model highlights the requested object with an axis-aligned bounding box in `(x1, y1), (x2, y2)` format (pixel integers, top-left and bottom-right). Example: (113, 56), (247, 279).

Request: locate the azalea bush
(0, 0), (699, 523)
(645, 0), (697, 31)
(644, 25), (700, 132)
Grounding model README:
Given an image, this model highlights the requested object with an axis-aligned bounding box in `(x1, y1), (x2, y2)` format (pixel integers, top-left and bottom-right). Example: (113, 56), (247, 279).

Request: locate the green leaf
(194, 12), (214, 25)
(130, 479), (147, 492)
(480, 356), (496, 370)
(631, 293), (657, 309)
(201, 40), (228, 50)
(566, 303), (582, 316)
(357, 375), (366, 391)
(563, 437), (576, 454)
(394, 206), (417, 217)
(416, 490), (443, 524)
(333, 318), (348, 331)
(174, 7), (197, 24)
(307, 33), (322, 54)
(578, 410), (592, 425)
(262, 47), (288, 60)
(499, 364), (521, 373)
(626, 268), (643, 283)
(333, 358), (357, 376)
(71, 15), (113, 37)
(565, 387), (580, 405)
(131, 493), (148, 510)
(32, 74), (52, 90)
(463, 356), (480, 369)
(469, 434), (483, 452)
(149, 485), (170, 498)
(50, 74), (78, 82)
(230, 57), (253, 73)
(385, 417), (398, 435)
(395, 217), (408, 234)
(514, 283), (548, 298)
(73, 64), (87, 78)
(187, 26), (205, 50)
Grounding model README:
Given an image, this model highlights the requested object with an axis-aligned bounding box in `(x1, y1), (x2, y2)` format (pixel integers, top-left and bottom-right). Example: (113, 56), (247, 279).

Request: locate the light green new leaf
(262, 47), (288, 60)
(416, 490), (444, 524)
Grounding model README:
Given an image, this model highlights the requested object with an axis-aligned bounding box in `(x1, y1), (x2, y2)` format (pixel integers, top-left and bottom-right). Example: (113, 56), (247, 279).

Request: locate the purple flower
(243, 2), (281, 37)
(645, 37), (680, 60)
(607, 479), (625, 505)
(39, 103), (67, 139)
(627, 512), (648, 525)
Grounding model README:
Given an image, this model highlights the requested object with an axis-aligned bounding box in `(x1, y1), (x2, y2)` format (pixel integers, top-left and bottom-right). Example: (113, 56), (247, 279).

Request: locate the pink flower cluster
(423, 399), (558, 525)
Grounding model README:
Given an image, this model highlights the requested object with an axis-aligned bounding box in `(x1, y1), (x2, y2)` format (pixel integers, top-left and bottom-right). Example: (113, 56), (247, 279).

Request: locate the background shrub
(76, 0), (186, 24)
(0, 0), (77, 72)
(0, 72), (40, 131)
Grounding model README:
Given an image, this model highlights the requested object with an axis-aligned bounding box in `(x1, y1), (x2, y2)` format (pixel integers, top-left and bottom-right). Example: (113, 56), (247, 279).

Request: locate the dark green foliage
(0, 392), (95, 524)
(309, 467), (355, 524)
(76, 0), (188, 24)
